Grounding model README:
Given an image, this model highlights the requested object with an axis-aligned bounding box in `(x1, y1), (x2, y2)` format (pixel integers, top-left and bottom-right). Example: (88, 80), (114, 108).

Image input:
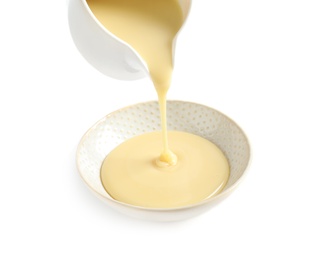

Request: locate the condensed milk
(86, 0), (230, 208)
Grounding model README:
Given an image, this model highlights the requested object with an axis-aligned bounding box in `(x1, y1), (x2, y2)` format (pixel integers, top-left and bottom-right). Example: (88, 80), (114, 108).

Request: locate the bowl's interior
(77, 101), (250, 205)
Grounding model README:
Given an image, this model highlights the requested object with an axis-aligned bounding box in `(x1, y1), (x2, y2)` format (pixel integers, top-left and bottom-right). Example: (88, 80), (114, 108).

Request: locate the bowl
(76, 100), (250, 221)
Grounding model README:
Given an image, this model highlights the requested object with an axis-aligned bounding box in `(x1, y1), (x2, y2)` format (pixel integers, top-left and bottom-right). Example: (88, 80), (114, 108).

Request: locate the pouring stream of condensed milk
(87, 0), (182, 166)
(86, 0), (230, 208)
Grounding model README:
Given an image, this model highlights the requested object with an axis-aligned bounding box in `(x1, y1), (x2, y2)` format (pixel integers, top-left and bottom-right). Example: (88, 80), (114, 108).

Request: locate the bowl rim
(76, 100), (251, 212)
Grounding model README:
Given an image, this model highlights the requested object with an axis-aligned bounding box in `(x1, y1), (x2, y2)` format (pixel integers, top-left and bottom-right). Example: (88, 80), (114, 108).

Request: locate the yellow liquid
(101, 131), (229, 208)
(87, 0), (230, 208)
(87, 0), (182, 164)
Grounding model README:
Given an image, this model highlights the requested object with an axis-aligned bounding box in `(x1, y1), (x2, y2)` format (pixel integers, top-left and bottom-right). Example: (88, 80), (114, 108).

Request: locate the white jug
(68, 0), (191, 80)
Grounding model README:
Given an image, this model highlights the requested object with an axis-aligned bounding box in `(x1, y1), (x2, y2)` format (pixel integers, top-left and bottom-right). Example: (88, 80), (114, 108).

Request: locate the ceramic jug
(68, 0), (191, 80)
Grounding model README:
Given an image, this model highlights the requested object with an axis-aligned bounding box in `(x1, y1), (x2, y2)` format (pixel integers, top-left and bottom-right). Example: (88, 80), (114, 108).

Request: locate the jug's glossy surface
(68, 0), (191, 80)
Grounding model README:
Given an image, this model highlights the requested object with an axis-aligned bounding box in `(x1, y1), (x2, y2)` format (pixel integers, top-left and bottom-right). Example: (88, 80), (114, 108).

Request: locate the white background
(1, 0), (308, 259)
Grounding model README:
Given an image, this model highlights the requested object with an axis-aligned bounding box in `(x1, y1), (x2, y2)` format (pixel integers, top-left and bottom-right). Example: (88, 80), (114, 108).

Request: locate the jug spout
(68, 0), (191, 81)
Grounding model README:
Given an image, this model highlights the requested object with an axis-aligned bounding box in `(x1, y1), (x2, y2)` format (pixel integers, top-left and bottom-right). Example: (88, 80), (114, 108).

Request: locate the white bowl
(76, 101), (250, 221)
